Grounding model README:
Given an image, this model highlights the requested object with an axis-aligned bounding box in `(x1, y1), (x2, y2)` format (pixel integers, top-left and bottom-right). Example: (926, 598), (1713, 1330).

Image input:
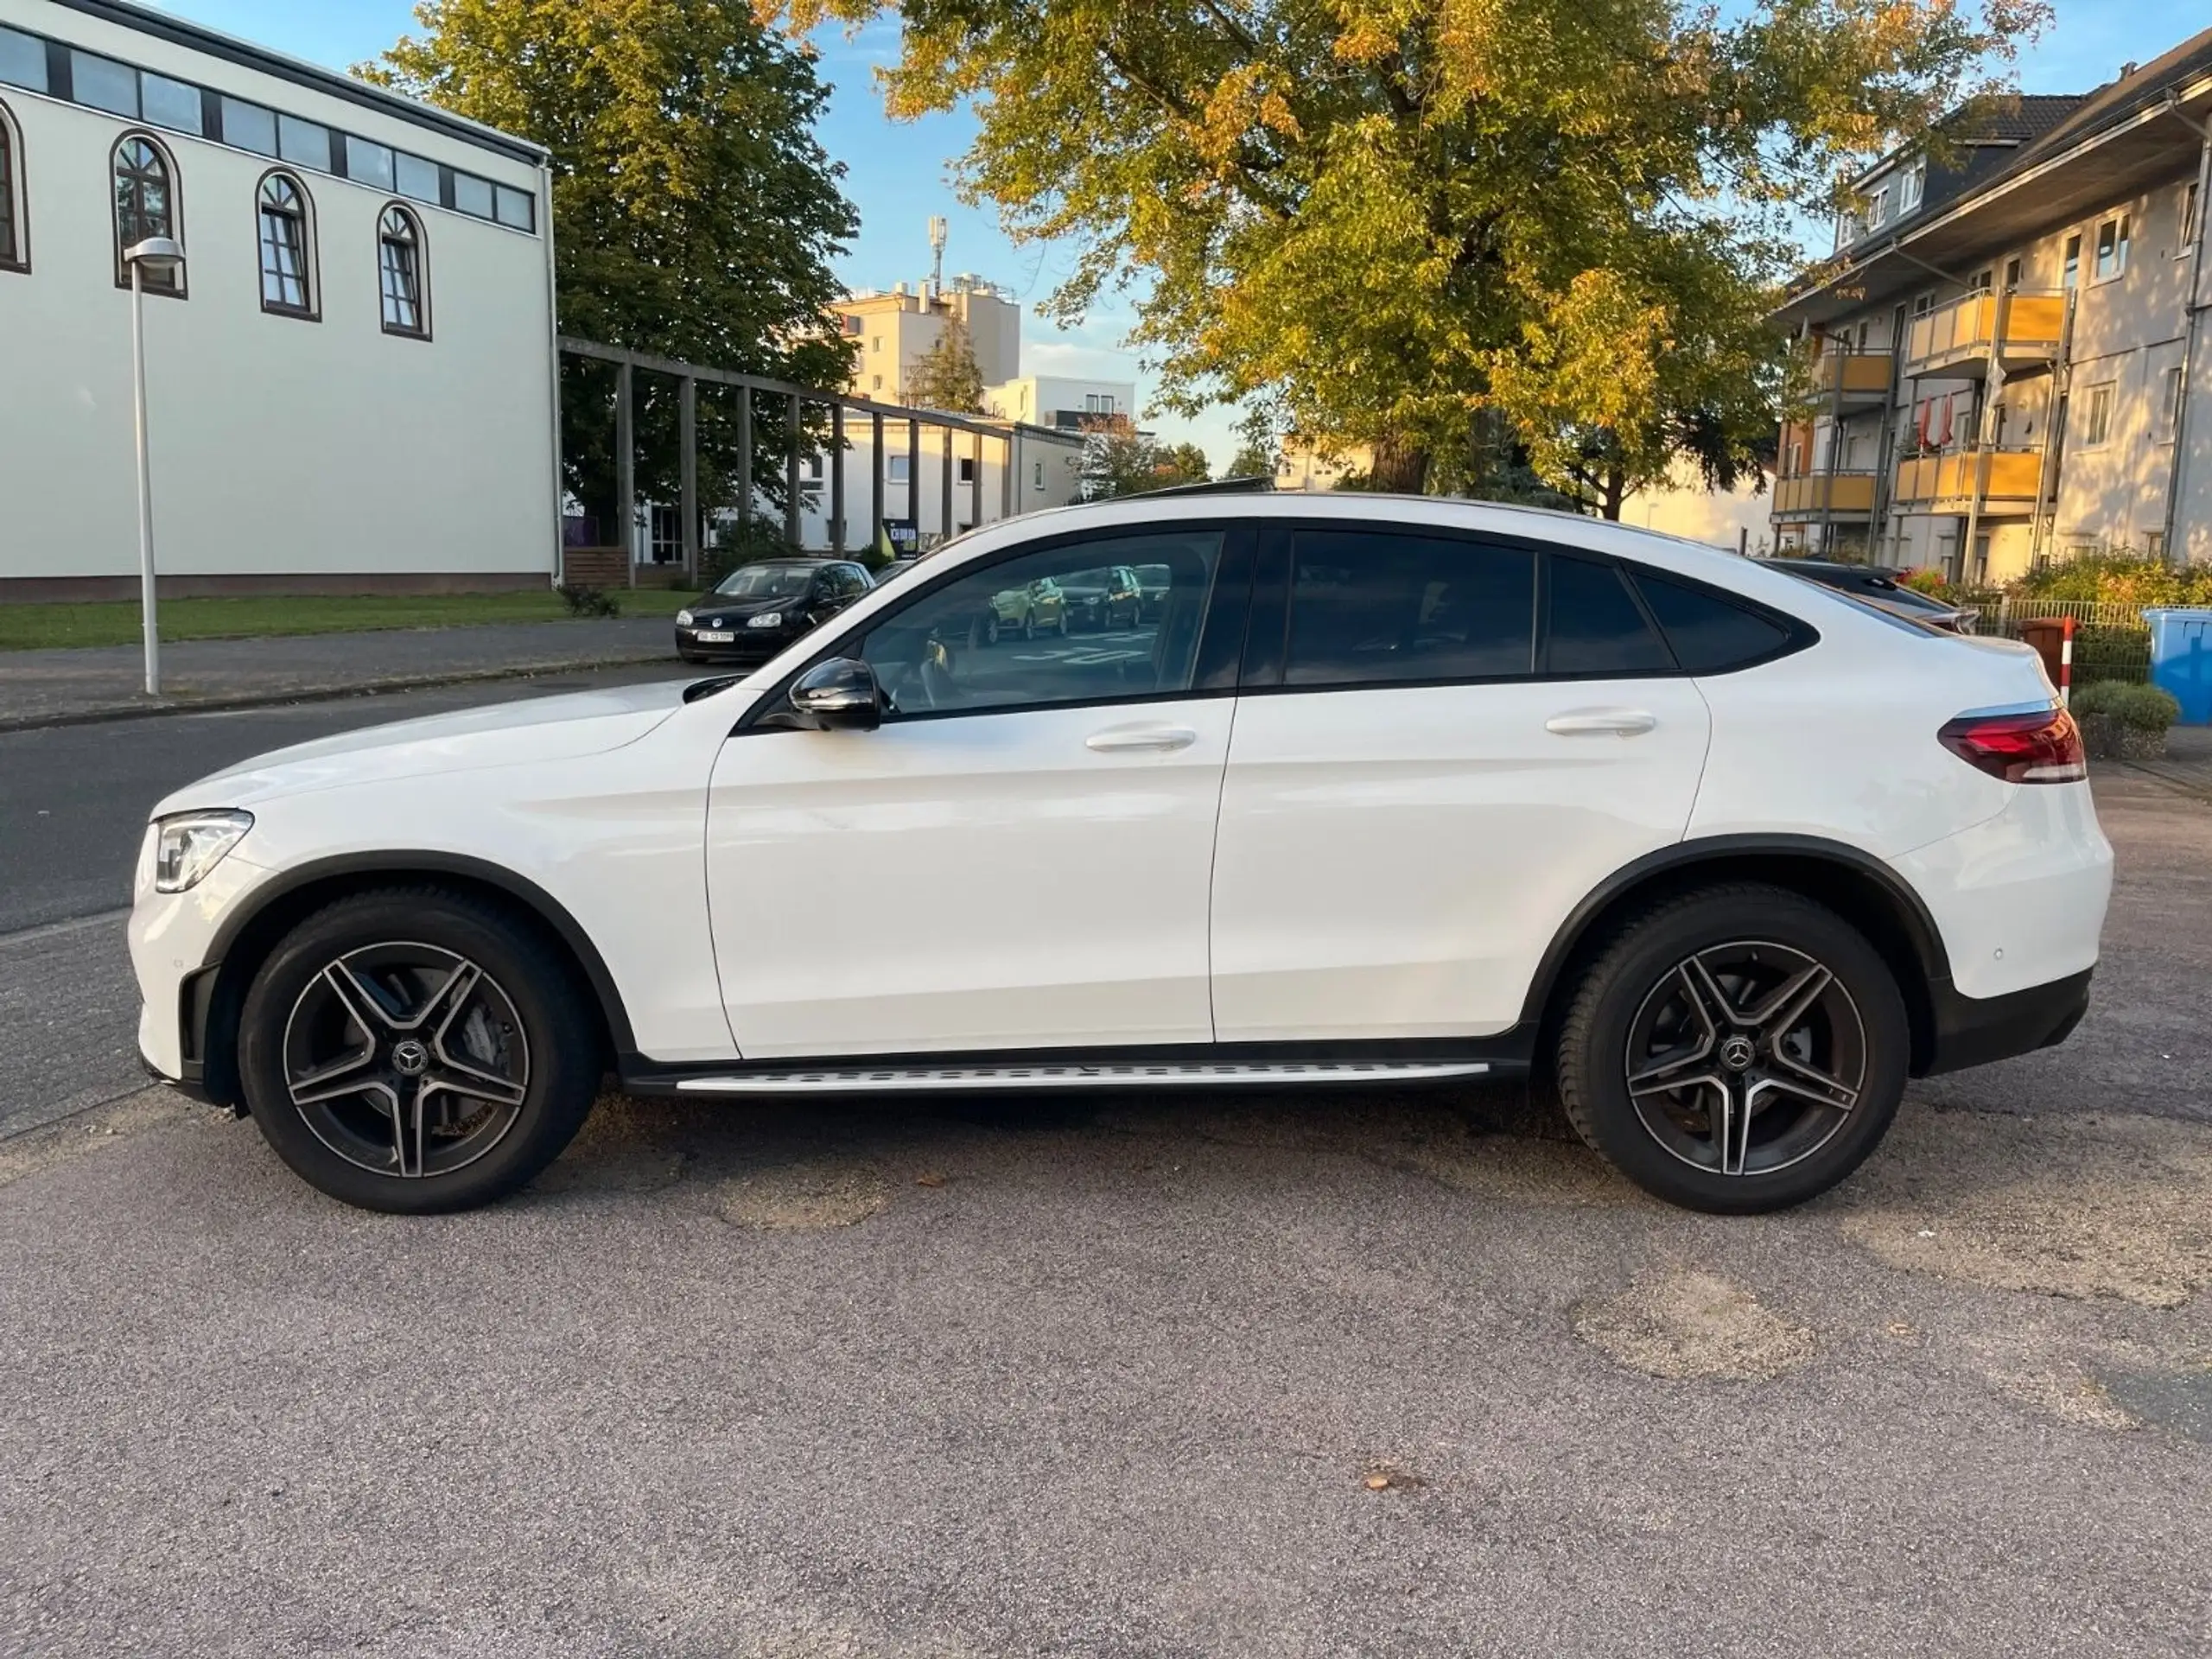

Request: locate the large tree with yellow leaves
(770, 0), (2044, 511)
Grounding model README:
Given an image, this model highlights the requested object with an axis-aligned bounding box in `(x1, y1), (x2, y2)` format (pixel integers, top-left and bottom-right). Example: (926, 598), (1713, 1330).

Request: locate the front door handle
(1546, 708), (1657, 737)
(1087, 723), (1198, 753)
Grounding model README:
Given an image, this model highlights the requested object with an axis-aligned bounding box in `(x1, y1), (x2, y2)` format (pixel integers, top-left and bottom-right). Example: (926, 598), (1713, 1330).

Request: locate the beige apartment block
(1771, 29), (2212, 583)
(836, 276), (1020, 405)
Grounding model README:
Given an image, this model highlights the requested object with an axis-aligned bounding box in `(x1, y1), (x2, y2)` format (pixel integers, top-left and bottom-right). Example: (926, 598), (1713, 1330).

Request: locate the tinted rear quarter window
(1546, 555), (1673, 676)
(1631, 571), (1794, 673)
(1285, 531), (1535, 687)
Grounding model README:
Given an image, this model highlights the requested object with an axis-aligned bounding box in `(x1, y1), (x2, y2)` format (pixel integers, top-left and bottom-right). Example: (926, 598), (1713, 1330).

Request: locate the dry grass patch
(1574, 1269), (1816, 1381)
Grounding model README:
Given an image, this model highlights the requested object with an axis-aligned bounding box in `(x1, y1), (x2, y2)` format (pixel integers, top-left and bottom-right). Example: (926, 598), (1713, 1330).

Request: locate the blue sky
(151, 0), (2191, 466)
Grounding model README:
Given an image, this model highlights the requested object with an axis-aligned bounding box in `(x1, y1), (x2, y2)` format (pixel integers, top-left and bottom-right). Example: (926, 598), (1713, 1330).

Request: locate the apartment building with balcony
(1770, 29), (2212, 582)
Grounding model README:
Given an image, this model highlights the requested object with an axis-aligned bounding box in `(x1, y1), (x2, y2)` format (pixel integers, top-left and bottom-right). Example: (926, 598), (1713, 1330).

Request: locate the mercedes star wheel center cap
(1719, 1034), (1757, 1072)
(391, 1039), (431, 1077)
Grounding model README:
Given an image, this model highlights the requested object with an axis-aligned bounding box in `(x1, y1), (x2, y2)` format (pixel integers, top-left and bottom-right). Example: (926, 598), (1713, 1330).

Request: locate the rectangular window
(2183, 181), (2201, 253)
(140, 72), (201, 134)
(345, 136), (395, 191)
(2003, 257), (2022, 291)
(493, 185), (535, 231)
(1968, 269), (1991, 294)
(958, 457), (976, 484)
(2158, 365), (2183, 442)
(395, 152), (441, 204)
(453, 173), (494, 218)
(2094, 214), (2130, 281)
(1033, 461), (1045, 491)
(71, 50), (137, 116)
(0, 27), (47, 92)
(2082, 384), (2113, 447)
(0, 115), (16, 270)
(2063, 234), (2082, 290)
(888, 455), (910, 482)
(2146, 530), (2166, 560)
(1912, 292), (1933, 317)
(871, 374), (882, 391)
(278, 114), (331, 172)
(1285, 531), (1535, 689)
(221, 97), (277, 156)
(1902, 161), (1925, 210)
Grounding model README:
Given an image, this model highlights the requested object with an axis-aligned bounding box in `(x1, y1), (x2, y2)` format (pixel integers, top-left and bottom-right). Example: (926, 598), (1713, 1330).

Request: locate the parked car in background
(132, 495), (2109, 1219)
(1135, 563), (1173, 621)
(986, 575), (1069, 642)
(1763, 559), (1977, 633)
(1059, 565), (1145, 631)
(675, 558), (874, 664)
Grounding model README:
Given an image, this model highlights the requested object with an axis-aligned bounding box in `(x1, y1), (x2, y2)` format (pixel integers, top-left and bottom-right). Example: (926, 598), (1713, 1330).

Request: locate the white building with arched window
(0, 0), (558, 599)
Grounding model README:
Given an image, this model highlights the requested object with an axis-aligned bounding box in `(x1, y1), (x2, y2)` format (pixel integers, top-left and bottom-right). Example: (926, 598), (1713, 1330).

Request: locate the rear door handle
(1546, 708), (1657, 737)
(1087, 723), (1198, 753)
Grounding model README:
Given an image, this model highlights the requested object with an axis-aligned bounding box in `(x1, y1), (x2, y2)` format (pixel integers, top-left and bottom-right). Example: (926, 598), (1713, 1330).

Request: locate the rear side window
(1545, 555), (1672, 676)
(1285, 531), (1535, 687)
(1632, 571), (1795, 673)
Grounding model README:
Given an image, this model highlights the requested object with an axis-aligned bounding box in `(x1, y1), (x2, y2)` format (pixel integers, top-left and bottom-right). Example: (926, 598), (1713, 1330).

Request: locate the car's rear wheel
(237, 888), (602, 1214)
(1554, 884), (1908, 1214)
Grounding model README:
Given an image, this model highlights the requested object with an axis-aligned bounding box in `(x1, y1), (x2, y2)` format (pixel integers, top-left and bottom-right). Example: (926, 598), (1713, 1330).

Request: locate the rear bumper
(1921, 967), (2093, 1077)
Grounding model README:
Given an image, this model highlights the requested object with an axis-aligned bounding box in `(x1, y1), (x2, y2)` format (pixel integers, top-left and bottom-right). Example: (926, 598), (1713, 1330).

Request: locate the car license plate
(695, 630), (735, 643)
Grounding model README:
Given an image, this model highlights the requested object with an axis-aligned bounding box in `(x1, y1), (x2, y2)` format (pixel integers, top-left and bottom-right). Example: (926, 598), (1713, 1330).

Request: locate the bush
(2010, 552), (2212, 607)
(2071, 680), (2180, 761)
(1899, 566), (1956, 599)
(554, 583), (620, 619)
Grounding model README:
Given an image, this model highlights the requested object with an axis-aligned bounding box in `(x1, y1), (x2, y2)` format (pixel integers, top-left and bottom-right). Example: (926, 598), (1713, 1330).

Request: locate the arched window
(377, 203), (428, 339)
(257, 171), (315, 318)
(0, 101), (25, 275)
(112, 132), (182, 296)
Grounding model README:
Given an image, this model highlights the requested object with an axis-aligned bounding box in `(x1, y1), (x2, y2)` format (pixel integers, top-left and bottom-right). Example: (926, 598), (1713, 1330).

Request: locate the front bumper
(130, 843), (270, 1099)
(1922, 967), (2094, 1076)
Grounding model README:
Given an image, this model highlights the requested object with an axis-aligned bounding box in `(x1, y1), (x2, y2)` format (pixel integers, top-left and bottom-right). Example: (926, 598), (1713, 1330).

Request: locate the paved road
(0, 666), (690, 1139)
(3, 694), (2210, 1655)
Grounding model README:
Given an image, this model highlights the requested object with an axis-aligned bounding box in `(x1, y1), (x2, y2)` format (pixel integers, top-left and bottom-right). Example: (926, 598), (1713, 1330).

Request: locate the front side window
(0, 101), (23, 272)
(112, 133), (181, 295)
(857, 531), (1224, 718)
(378, 203), (427, 337)
(257, 171), (313, 317)
(1284, 531), (1535, 688)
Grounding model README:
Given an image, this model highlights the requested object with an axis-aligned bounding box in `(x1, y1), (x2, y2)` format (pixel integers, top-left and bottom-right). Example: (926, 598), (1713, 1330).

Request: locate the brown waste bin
(2017, 618), (2069, 687)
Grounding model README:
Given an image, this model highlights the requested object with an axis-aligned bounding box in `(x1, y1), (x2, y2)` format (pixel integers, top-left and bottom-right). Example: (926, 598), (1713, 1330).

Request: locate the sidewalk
(2129, 721), (2212, 800)
(0, 618), (679, 730)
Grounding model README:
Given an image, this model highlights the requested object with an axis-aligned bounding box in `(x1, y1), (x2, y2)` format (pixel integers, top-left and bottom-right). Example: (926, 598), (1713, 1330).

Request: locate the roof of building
(1777, 26), (2212, 327)
(48, 0), (547, 165)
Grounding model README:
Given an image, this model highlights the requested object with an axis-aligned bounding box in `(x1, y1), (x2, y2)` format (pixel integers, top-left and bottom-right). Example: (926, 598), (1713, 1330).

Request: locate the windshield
(714, 564), (814, 600)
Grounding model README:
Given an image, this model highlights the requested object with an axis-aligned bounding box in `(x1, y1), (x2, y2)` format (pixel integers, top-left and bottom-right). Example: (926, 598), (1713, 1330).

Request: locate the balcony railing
(1902, 292), (2065, 378)
(1891, 448), (2044, 513)
(1808, 353), (1892, 400)
(1772, 472), (1878, 518)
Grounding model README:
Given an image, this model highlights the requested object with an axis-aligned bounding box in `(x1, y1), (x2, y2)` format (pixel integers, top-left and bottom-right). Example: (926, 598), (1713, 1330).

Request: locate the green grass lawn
(0, 588), (696, 652)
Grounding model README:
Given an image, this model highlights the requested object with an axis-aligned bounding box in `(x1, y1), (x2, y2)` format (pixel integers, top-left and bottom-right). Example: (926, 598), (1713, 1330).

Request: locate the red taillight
(1937, 706), (2087, 785)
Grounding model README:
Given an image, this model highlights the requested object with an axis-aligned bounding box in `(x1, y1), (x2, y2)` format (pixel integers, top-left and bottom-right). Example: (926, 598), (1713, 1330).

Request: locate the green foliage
(774, 0), (2041, 512)
(1224, 441), (1275, 480)
(1077, 416), (1210, 499)
(366, 0), (859, 529)
(2070, 680), (2181, 731)
(906, 316), (988, 413)
(1900, 567), (1955, 599)
(555, 582), (621, 618)
(2010, 553), (2212, 607)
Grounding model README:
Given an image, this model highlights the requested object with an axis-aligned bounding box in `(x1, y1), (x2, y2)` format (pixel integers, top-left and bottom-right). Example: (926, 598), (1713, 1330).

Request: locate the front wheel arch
(1524, 838), (1948, 1078)
(195, 857), (631, 1108)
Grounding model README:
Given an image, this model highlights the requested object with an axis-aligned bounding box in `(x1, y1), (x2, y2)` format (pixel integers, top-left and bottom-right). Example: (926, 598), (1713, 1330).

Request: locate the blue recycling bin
(2145, 607), (2212, 726)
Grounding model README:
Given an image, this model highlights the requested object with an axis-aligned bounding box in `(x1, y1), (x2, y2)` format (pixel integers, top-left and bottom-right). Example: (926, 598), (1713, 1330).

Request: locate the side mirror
(788, 657), (882, 731)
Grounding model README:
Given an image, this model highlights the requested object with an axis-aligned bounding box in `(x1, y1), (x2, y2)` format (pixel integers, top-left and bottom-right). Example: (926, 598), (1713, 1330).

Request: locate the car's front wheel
(1554, 884), (1908, 1214)
(236, 888), (602, 1213)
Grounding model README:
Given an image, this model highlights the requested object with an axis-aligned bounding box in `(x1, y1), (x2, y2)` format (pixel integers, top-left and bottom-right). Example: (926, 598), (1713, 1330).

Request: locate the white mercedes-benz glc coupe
(130, 493), (2111, 1216)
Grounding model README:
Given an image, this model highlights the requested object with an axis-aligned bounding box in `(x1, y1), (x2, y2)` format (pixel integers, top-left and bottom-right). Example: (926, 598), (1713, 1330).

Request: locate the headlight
(676, 609), (694, 626)
(153, 810), (253, 893)
(747, 612), (782, 629)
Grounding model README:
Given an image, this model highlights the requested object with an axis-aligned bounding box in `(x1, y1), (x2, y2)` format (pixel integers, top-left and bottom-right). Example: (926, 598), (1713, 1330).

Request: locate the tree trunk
(1366, 434), (1430, 494)
(1599, 465), (1628, 521)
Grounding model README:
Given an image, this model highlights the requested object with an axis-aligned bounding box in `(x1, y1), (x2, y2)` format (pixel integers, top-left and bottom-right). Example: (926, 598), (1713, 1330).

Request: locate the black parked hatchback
(676, 559), (874, 664)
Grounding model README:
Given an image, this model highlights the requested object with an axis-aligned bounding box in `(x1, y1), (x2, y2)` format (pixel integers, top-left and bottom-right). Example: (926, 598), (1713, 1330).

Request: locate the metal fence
(1958, 593), (2152, 684)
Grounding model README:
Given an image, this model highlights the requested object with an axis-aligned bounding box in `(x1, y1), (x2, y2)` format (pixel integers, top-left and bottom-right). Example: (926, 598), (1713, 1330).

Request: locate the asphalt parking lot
(3, 708), (2209, 1656)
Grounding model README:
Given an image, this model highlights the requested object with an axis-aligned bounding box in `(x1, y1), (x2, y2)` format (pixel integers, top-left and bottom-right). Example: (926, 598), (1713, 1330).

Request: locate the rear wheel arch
(1523, 836), (1950, 1077)
(196, 855), (633, 1107)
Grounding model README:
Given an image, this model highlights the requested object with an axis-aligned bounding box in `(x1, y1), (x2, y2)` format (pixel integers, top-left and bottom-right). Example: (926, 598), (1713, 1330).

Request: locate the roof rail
(1130, 474), (1276, 498)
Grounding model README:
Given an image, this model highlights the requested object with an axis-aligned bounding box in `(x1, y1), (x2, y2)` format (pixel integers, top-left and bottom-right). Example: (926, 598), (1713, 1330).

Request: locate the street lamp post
(124, 236), (185, 698)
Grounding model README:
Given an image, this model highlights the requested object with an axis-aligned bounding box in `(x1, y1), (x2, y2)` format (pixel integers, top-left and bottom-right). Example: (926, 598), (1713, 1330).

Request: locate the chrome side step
(672, 1059), (1491, 1095)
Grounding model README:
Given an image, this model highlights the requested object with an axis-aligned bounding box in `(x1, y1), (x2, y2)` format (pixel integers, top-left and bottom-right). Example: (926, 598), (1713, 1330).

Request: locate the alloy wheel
(280, 942), (531, 1179)
(1623, 939), (1866, 1178)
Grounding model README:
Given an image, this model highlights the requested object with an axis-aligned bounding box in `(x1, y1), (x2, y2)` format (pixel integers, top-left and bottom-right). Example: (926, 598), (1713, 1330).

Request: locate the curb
(0, 651), (681, 734)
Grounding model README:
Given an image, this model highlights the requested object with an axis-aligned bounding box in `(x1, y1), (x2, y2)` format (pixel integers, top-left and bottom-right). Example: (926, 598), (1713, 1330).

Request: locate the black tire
(1056, 610), (1070, 638)
(1022, 613), (1036, 641)
(982, 613), (1001, 647)
(237, 887), (603, 1214)
(1554, 883), (1908, 1214)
